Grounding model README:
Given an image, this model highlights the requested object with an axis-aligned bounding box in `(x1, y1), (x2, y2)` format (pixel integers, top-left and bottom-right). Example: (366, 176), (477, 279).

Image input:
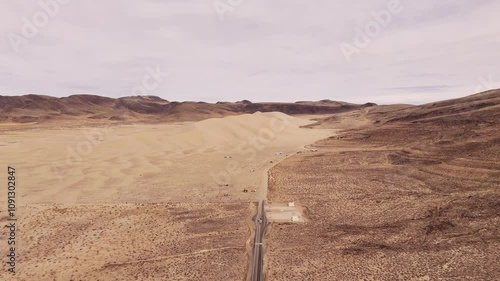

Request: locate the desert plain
(0, 110), (332, 280)
(0, 90), (499, 280)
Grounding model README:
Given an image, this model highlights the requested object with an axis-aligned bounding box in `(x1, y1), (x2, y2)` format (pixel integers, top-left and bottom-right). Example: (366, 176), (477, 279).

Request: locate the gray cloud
(0, 0), (499, 104)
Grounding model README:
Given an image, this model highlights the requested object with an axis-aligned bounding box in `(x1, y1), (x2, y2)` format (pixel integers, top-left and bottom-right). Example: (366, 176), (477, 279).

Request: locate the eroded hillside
(266, 90), (500, 280)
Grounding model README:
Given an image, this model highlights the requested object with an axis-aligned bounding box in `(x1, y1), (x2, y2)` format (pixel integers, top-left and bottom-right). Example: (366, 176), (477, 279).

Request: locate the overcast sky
(1, 0), (499, 104)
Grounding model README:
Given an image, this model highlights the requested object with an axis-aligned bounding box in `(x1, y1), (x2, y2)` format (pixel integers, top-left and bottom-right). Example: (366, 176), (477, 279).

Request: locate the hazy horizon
(1, 89), (496, 106)
(2, 0), (500, 105)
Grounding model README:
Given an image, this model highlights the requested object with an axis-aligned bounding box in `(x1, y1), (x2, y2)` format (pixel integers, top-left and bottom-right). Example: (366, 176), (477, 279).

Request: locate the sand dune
(0, 112), (332, 205)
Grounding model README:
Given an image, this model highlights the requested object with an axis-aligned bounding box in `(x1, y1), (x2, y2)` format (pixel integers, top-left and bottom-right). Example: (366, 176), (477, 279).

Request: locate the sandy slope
(0, 112), (332, 205)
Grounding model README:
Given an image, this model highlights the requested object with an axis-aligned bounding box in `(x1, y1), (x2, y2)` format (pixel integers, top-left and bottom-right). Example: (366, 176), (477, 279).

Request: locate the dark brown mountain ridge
(0, 94), (376, 124)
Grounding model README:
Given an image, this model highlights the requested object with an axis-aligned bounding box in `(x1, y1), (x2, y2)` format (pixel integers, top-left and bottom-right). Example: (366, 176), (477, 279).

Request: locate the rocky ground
(0, 203), (250, 281)
(265, 90), (500, 280)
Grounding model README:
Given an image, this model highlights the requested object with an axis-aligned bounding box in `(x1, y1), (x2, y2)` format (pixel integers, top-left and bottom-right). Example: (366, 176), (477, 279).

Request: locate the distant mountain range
(1, 90), (498, 127)
(0, 94), (376, 124)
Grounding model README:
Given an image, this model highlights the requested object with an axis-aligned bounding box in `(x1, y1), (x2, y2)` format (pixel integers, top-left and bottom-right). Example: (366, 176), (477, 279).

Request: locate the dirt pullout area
(0, 203), (250, 280)
(265, 92), (500, 280)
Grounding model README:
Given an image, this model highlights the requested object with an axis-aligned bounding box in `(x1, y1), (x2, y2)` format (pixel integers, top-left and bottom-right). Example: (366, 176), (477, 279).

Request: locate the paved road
(250, 200), (267, 281)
